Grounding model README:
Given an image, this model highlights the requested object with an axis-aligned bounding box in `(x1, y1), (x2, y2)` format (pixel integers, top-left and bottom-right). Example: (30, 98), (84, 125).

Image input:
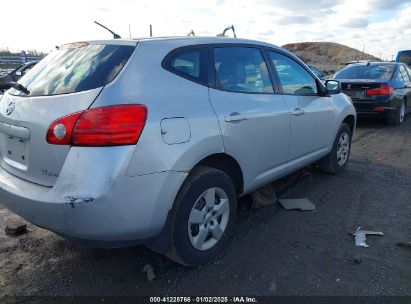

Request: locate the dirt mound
(282, 42), (380, 72)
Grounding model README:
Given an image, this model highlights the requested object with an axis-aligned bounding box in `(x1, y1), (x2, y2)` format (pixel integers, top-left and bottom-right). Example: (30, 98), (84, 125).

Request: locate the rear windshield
(9, 43), (135, 97)
(334, 65), (395, 80)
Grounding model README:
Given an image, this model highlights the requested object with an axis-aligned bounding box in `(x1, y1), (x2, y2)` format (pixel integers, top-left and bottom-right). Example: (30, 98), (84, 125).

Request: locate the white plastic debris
(142, 264), (156, 281)
(352, 227), (384, 248)
(278, 198), (315, 211)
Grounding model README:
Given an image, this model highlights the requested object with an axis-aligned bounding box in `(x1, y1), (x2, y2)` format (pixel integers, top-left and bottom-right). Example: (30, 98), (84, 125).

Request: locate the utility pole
(150, 24), (153, 37)
(129, 24), (131, 38)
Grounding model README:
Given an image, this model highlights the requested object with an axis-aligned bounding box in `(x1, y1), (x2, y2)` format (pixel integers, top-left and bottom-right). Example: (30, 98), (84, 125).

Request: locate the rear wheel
(389, 99), (406, 126)
(166, 167), (237, 266)
(319, 123), (352, 174)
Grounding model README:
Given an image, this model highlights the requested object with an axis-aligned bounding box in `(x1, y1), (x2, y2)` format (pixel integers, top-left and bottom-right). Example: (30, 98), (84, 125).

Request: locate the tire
(319, 123), (352, 174)
(166, 166), (237, 266)
(389, 99), (406, 126)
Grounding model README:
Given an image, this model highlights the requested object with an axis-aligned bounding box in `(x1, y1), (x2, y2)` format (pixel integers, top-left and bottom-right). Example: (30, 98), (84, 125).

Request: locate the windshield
(9, 43), (135, 97)
(334, 64), (395, 80)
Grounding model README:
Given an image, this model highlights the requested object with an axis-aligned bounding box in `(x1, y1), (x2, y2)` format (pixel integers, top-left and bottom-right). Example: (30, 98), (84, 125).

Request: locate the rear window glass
(163, 47), (208, 85)
(9, 43), (135, 97)
(334, 65), (395, 80)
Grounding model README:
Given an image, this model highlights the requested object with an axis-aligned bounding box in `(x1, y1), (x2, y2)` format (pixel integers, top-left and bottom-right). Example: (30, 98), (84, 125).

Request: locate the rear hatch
(334, 64), (395, 104)
(0, 41), (136, 186)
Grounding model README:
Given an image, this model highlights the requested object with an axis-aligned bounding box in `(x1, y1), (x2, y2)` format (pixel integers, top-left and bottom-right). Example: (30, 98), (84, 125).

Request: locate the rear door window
(9, 43), (135, 97)
(399, 65), (410, 82)
(405, 66), (411, 79)
(163, 47), (208, 85)
(213, 47), (273, 93)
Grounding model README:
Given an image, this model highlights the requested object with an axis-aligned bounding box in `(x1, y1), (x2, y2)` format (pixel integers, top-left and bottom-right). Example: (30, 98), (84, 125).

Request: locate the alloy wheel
(187, 187), (230, 251)
(336, 132), (350, 166)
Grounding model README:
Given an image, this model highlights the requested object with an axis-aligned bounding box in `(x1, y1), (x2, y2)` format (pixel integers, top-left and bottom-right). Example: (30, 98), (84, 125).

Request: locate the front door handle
(291, 107), (305, 116)
(225, 112), (247, 123)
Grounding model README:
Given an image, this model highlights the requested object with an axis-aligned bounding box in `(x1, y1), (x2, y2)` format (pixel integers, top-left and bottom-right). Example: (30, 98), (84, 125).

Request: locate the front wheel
(166, 167), (237, 266)
(319, 123), (352, 174)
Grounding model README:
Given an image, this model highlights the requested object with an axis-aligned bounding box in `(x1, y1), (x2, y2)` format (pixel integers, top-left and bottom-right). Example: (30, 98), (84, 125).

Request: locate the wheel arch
(194, 153), (244, 195)
(342, 114), (356, 135)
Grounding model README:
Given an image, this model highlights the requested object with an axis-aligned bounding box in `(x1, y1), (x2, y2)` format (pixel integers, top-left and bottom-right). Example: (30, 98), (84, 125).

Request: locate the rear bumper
(0, 147), (187, 245)
(352, 99), (396, 117)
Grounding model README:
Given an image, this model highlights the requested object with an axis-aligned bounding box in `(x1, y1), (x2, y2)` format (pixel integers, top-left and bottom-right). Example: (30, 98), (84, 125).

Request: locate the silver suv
(0, 37), (356, 265)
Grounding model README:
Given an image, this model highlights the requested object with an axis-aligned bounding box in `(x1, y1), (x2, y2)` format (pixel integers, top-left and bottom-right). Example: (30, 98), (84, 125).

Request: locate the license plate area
(345, 90), (364, 99)
(3, 135), (28, 170)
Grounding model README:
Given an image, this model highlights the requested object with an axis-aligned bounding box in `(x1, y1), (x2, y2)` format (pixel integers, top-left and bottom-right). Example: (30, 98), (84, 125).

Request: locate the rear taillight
(46, 105), (147, 146)
(46, 112), (82, 145)
(365, 85), (394, 96)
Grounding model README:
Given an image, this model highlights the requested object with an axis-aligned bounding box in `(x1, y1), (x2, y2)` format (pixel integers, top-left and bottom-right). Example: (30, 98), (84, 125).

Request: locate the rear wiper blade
(8, 81), (30, 95)
(94, 21), (121, 39)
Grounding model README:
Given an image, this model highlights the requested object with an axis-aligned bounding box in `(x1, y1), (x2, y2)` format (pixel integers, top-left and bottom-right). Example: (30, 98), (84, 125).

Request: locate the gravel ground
(0, 116), (410, 300)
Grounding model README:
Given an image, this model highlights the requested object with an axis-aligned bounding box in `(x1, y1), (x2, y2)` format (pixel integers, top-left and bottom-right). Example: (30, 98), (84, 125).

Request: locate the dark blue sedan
(333, 61), (411, 125)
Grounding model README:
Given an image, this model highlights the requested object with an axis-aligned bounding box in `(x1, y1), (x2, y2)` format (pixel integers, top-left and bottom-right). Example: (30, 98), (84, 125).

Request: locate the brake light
(365, 85), (394, 96)
(46, 105), (147, 146)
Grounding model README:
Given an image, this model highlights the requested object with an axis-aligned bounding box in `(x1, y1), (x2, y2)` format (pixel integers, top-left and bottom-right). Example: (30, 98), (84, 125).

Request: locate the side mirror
(15, 71), (22, 76)
(325, 80), (341, 94)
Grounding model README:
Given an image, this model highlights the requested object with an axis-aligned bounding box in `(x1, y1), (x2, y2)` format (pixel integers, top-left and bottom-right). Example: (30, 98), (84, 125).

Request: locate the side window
(406, 66), (411, 78)
(269, 52), (318, 95)
(392, 68), (403, 82)
(399, 65), (410, 82)
(406, 66), (411, 81)
(214, 47), (273, 93)
(164, 48), (207, 85)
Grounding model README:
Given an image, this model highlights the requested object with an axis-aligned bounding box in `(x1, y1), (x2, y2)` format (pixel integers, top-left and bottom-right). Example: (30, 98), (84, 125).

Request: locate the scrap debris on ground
(278, 198), (315, 211)
(142, 264), (156, 281)
(351, 227), (384, 248)
(5, 220), (28, 235)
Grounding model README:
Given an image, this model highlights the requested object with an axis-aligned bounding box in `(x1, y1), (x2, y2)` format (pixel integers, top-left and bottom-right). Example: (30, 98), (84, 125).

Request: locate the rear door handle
(291, 107), (305, 116)
(225, 112), (247, 123)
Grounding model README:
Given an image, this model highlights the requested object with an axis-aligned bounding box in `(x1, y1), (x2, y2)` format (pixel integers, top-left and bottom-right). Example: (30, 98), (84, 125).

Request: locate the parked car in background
(333, 61), (411, 125)
(396, 50), (411, 67)
(343, 60), (371, 67)
(0, 61), (38, 93)
(308, 65), (327, 80)
(0, 37), (355, 266)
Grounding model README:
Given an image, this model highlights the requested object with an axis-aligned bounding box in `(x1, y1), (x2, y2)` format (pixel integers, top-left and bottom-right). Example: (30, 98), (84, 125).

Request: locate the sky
(1, 0), (410, 60)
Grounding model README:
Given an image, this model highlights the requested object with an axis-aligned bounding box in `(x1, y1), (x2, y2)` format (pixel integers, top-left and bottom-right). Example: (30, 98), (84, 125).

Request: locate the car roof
(64, 37), (304, 67)
(344, 61), (397, 67)
(84, 36), (283, 51)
